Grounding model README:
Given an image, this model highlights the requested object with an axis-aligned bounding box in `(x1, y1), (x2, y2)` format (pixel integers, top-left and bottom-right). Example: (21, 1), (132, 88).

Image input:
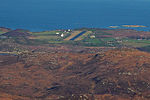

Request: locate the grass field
(101, 37), (116, 42)
(3, 28), (150, 48)
(31, 31), (63, 36)
(29, 30), (71, 44)
(0, 31), (5, 34)
(30, 36), (61, 40)
(122, 39), (150, 47)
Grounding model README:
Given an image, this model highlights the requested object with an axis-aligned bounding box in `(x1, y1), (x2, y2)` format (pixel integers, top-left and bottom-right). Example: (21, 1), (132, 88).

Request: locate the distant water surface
(0, 0), (150, 31)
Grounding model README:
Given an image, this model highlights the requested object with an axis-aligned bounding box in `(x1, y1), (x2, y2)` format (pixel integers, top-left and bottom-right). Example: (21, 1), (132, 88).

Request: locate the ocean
(0, 0), (150, 31)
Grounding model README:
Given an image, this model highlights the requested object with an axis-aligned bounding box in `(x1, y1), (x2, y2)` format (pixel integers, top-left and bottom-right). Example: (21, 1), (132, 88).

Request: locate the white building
(61, 33), (64, 37)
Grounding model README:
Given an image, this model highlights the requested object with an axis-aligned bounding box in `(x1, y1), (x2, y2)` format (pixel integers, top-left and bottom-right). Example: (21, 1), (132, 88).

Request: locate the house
(56, 32), (60, 35)
(61, 33), (64, 37)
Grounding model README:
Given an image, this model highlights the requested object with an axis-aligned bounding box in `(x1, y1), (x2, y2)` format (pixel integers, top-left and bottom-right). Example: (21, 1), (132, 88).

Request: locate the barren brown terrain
(0, 48), (150, 100)
(0, 27), (150, 100)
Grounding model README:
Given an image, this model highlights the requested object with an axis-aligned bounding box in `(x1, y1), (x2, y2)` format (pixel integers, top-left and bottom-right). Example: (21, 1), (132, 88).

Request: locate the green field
(0, 31), (5, 34)
(122, 39), (150, 47)
(29, 30), (71, 44)
(31, 31), (62, 36)
(2, 28), (150, 48)
(101, 37), (116, 42)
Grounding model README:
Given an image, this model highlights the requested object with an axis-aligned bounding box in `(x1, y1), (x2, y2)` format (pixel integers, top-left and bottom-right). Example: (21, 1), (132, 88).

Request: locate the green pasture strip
(101, 37), (116, 42)
(122, 39), (150, 47)
(31, 31), (62, 36)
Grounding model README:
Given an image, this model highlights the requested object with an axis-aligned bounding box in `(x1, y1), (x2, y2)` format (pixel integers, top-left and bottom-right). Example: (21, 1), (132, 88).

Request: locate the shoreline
(0, 25), (150, 33)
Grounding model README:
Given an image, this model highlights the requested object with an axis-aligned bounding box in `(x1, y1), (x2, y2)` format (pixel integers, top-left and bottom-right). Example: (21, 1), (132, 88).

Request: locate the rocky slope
(0, 48), (150, 100)
(1, 29), (30, 37)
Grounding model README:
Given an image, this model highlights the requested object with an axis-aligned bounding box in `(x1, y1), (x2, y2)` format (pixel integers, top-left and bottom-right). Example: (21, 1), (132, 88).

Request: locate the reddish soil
(95, 29), (150, 39)
(0, 48), (150, 100)
(0, 27), (11, 32)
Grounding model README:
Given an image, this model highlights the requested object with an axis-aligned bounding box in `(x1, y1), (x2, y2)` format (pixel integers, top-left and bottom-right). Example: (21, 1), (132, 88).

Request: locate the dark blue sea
(0, 0), (150, 31)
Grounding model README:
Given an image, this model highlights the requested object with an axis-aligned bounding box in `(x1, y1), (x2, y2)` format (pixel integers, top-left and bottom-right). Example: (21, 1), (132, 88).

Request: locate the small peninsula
(122, 25), (147, 28)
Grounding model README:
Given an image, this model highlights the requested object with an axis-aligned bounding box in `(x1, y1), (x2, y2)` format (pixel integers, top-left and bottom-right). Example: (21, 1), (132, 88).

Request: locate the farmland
(0, 27), (150, 52)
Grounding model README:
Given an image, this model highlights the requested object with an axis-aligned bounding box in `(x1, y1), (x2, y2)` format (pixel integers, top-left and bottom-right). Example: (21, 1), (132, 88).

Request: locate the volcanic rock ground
(0, 48), (150, 100)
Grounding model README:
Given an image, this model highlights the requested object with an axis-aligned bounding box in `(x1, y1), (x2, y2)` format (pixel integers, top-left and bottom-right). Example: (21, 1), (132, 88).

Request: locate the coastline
(0, 24), (150, 33)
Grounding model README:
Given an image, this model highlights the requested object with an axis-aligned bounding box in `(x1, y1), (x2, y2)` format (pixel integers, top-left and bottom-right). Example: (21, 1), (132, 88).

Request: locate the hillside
(0, 48), (150, 100)
(1, 29), (30, 37)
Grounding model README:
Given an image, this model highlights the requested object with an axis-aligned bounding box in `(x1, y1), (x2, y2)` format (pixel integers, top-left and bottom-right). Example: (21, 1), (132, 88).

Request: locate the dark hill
(2, 29), (31, 37)
(0, 27), (11, 32)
